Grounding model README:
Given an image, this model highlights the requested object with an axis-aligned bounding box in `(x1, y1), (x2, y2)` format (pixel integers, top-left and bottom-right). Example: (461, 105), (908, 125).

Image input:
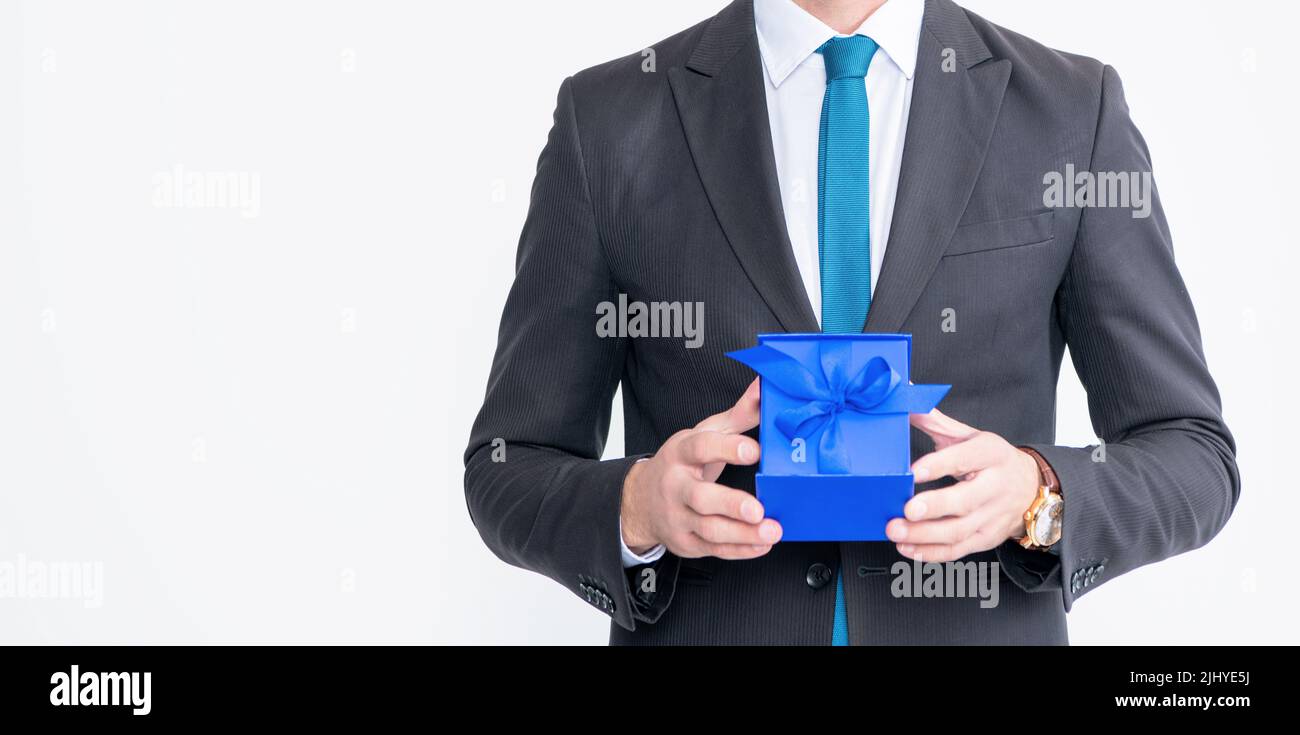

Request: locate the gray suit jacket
(464, 0), (1239, 644)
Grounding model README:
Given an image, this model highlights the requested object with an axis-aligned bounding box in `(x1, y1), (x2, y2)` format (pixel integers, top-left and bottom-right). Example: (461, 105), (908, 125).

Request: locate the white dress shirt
(620, 0), (924, 567)
(758, 0), (923, 317)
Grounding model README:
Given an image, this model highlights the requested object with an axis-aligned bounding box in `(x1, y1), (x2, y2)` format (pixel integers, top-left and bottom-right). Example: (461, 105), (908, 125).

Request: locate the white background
(1, 0), (1295, 644)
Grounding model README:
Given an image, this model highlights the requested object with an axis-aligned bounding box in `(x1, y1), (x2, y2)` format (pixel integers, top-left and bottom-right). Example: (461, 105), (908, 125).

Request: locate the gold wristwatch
(1017, 447), (1063, 550)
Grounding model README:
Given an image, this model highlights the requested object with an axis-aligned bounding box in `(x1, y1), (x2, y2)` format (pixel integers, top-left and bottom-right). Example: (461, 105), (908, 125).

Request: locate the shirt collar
(755, 0), (924, 87)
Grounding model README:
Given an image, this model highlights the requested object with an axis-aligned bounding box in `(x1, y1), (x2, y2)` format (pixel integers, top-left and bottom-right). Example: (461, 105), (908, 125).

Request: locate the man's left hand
(885, 409), (1041, 562)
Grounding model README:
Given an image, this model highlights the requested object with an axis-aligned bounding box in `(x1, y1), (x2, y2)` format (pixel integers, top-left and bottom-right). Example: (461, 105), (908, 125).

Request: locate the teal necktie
(817, 34), (877, 646)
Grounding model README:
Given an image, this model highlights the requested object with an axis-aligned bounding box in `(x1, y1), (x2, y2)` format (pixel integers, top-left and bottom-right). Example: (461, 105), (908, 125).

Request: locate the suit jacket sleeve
(996, 65), (1241, 609)
(463, 77), (678, 632)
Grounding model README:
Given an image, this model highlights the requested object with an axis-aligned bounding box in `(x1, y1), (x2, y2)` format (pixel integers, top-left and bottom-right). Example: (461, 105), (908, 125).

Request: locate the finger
(902, 475), (996, 521)
(689, 535), (775, 561)
(886, 503), (997, 546)
(911, 432), (998, 483)
(695, 378), (761, 434)
(678, 430), (759, 468)
(693, 514), (783, 546)
(897, 527), (1000, 563)
(683, 482), (765, 523)
(909, 409), (979, 446)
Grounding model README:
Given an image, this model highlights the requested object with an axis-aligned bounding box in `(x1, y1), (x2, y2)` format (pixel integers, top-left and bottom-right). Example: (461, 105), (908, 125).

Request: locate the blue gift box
(728, 334), (950, 541)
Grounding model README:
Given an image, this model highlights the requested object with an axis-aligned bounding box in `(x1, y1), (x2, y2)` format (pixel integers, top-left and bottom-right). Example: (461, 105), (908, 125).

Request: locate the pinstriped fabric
(465, 0), (1239, 646)
(925, 0), (992, 68)
(684, 0), (754, 75)
(818, 35), (878, 335)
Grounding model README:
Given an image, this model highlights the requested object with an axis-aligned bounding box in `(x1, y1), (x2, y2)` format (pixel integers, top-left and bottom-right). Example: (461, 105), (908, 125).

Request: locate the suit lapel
(667, 0), (1010, 335)
(865, 0), (1011, 333)
(668, 0), (820, 334)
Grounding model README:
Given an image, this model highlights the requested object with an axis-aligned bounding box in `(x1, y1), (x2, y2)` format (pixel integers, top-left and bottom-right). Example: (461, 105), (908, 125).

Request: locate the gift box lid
(728, 333), (949, 477)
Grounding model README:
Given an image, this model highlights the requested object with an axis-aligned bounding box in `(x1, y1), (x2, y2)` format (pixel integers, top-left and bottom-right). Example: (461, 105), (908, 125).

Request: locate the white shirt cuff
(619, 457), (665, 567)
(620, 528), (666, 567)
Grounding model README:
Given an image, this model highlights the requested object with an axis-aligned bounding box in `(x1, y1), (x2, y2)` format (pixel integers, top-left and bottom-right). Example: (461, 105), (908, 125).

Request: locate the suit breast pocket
(944, 210), (1056, 258)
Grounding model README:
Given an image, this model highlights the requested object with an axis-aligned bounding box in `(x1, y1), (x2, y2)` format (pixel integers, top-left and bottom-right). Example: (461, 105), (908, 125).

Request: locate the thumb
(696, 378), (761, 434)
(909, 408), (978, 447)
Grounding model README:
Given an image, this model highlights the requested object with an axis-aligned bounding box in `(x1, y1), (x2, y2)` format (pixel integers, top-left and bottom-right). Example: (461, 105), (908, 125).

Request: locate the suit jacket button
(806, 563), (833, 590)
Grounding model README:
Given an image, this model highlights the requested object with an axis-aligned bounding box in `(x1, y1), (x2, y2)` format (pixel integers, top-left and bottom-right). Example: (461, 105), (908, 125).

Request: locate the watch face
(1033, 495), (1064, 546)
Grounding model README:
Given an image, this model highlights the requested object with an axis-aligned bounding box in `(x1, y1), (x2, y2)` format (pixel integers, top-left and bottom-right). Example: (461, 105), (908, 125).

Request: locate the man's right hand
(619, 379), (782, 560)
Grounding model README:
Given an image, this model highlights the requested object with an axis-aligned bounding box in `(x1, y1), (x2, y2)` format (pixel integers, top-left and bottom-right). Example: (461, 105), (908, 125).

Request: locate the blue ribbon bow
(728, 341), (949, 474)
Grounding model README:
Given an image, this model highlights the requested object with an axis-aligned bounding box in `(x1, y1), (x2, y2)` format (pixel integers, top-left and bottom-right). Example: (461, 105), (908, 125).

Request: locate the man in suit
(464, 0), (1239, 644)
